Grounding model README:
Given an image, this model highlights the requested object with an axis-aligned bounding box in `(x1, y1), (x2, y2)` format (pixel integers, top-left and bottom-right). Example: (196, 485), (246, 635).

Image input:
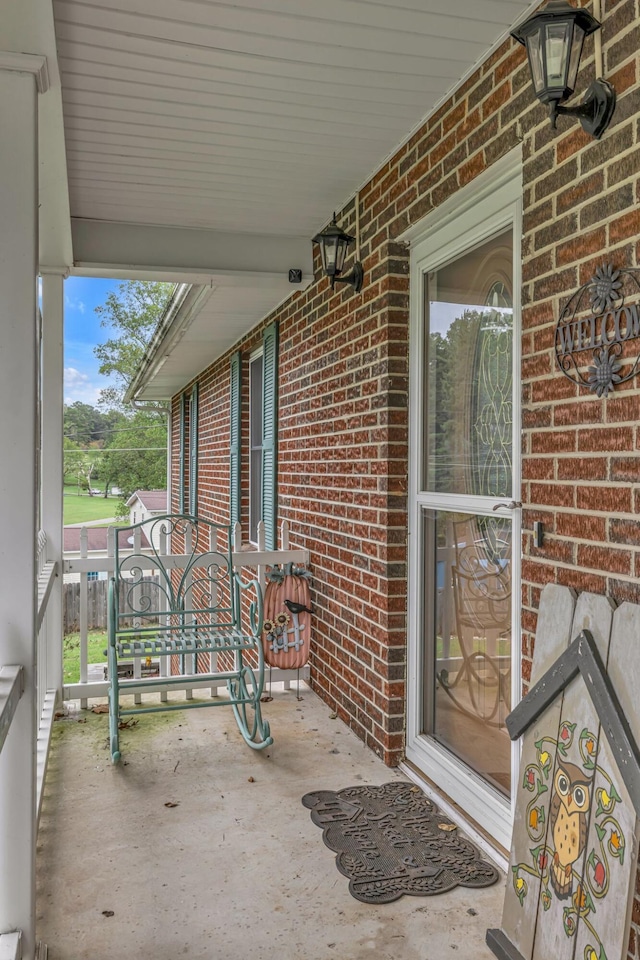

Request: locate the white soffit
(52, 0), (538, 396)
(131, 275), (297, 400)
(54, 0), (536, 240)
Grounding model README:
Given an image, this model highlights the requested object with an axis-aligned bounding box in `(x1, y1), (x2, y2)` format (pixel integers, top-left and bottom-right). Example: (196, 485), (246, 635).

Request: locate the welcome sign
(555, 264), (640, 397)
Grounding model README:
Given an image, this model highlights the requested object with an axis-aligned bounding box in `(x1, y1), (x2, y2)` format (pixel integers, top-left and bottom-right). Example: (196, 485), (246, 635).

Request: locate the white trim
(406, 152), (523, 847)
(0, 52), (49, 93)
(399, 761), (509, 872)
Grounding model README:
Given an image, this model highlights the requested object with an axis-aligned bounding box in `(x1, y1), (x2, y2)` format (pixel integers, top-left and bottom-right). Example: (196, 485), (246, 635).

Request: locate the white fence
(63, 520), (310, 706)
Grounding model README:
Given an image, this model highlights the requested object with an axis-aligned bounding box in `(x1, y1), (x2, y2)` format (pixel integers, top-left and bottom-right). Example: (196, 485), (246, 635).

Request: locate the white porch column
(0, 60), (41, 959)
(41, 271), (65, 699)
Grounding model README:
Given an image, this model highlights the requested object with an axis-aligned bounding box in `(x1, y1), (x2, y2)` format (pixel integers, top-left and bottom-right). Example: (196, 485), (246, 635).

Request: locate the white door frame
(403, 148), (523, 851)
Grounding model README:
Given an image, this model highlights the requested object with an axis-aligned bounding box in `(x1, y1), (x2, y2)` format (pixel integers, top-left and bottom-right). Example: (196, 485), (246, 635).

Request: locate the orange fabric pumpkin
(262, 564), (312, 669)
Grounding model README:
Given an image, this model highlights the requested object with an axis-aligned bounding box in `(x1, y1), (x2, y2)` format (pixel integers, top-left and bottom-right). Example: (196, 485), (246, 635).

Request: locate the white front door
(406, 153), (522, 850)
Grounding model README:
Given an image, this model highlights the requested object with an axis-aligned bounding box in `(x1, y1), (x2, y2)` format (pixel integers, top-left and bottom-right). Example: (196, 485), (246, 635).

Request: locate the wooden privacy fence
(63, 576), (160, 634)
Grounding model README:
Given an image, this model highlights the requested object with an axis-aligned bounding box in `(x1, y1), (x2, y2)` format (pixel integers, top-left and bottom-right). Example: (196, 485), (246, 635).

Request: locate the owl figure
(549, 762), (591, 899)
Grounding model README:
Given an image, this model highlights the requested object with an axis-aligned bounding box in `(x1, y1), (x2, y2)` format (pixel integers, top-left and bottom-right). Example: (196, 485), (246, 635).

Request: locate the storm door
(406, 156), (522, 849)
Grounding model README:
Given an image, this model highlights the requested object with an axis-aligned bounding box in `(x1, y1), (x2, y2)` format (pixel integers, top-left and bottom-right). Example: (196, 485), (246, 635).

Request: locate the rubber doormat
(302, 781), (499, 904)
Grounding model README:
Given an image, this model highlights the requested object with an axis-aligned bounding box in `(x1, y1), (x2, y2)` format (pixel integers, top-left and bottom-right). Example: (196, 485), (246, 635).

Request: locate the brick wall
(170, 8), (640, 932)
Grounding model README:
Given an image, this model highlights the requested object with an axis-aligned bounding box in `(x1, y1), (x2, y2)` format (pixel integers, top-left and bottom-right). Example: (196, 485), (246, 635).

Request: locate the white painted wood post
(159, 523), (169, 703)
(257, 520), (266, 590)
(132, 526), (142, 705)
(184, 524), (194, 699)
(0, 61), (40, 960)
(40, 272), (64, 703)
(79, 526), (88, 709)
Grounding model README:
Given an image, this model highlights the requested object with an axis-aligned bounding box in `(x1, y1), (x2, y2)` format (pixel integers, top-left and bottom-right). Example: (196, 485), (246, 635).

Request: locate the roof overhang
(7, 1), (541, 371)
(127, 273), (305, 401)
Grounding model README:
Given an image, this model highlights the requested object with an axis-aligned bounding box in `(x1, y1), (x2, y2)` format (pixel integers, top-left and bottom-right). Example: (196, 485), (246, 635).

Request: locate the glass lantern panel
(526, 30), (545, 93)
(334, 238), (348, 275)
(545, 20), (571, 90)
(567, 23), (586, 92)
(322, 235), (339, 275)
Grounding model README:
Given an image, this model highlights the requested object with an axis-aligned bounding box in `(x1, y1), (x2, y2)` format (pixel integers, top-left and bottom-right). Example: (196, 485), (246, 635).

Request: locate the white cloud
(65, 295), (86, 314)
(64, 366), (103, 406)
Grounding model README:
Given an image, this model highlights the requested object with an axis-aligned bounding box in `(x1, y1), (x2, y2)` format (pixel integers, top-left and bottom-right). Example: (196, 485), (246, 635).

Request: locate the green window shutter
(189, 383), (199, 515)
(178, 392), (186, 513)
(229, 351), (242, 526)
(261, 322), (278, 550)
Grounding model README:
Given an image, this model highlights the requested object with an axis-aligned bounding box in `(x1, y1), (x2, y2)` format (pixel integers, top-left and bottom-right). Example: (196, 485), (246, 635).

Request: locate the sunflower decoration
(586, 344), (623, 398)
(589, 263), (623, 316)
(263, 619), (275, 636)
(276, 611), (290, 627)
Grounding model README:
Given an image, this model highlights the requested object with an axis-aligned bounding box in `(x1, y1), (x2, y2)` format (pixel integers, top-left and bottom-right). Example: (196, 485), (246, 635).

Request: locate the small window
(249, 350), (263, 543)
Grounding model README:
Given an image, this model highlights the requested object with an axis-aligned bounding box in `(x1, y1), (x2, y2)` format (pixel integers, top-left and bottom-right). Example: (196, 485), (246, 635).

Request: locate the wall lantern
(511, 0), (615, 139)
(312, 213), (363, 293)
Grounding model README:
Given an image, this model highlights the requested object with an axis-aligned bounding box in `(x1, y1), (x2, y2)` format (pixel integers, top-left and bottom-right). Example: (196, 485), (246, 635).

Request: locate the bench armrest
(234, 572), (264, 638)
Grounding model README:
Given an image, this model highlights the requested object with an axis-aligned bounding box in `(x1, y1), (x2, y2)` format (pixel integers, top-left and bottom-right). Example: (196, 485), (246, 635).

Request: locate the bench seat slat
(115, 630), (255, 658)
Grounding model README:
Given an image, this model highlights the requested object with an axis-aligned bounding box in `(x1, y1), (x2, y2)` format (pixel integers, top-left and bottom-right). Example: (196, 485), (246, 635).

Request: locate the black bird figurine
(284, 598), (313, 616)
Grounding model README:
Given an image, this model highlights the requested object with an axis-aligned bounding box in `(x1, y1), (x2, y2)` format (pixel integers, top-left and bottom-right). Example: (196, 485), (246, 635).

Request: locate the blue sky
(64, 276), (121, 406)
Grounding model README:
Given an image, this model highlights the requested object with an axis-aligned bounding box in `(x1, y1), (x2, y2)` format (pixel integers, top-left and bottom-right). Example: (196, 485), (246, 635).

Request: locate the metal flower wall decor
(555, 262), (640, 397)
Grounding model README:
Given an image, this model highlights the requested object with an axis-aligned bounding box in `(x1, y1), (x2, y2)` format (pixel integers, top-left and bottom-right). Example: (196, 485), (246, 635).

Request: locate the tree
(63, 437), (85, 484)
(94, 280), (173, 409)
(100, 410), (168, 515)
(90, 280), (173, 505)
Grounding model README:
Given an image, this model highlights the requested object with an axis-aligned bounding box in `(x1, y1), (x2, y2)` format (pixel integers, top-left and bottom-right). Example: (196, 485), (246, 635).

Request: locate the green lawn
(63, 487), (121, 525)
(63, 630), (108, 684)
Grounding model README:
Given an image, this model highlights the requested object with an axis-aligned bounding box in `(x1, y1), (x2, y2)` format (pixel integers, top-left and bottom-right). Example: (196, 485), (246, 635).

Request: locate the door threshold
(399, 760), (509, 874)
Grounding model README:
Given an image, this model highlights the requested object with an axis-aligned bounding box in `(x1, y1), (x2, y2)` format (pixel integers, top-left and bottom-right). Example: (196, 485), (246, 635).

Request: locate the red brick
(558, 457), (608, 480)
(577, 544), (631, 576)
(530, 483), (575, 508)
(556, 513), (607, 541)
(610, 457), (640, 482)
(530, 431), (576, 454)
(577, 486), (633, 513)
(578, 426), (634, 452)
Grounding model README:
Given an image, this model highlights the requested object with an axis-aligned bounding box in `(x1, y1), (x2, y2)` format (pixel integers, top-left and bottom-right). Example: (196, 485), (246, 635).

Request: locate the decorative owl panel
(491, 592), (640, 960)
(500, 584), (577, 960)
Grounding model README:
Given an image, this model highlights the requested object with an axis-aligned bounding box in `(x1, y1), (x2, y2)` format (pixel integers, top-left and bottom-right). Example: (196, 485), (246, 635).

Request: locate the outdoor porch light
(511, 0), (615, 139)
(312, 213), (363, 293)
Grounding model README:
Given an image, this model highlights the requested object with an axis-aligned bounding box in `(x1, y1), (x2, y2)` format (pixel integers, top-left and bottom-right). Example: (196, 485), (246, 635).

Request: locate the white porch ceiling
(55, 0), (534, 241)
(48, 0), (537, 395)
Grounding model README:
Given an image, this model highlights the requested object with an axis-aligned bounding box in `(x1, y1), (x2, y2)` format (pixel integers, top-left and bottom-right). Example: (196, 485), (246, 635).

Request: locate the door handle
(492, 501), (522, 511)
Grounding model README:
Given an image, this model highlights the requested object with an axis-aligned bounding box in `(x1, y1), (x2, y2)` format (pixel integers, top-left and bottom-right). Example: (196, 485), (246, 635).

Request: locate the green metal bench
(107, 513), (272, 763)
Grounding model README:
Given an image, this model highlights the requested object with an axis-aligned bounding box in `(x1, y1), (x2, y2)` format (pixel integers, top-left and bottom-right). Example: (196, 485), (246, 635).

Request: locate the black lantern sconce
(511, 0), (615, 139)
(312, 213), (364, 293)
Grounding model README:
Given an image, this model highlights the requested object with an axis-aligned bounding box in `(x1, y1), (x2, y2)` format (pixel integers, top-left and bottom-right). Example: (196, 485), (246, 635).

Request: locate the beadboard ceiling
(54, 0), (534, 239)
(50, 0), (537, 398)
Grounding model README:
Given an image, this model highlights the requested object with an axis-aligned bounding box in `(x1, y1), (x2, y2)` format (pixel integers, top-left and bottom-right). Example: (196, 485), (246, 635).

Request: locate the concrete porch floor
(37, 685), (505, 960)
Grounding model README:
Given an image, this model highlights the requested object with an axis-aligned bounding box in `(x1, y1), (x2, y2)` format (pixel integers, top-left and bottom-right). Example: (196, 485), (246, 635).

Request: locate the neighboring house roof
(63, 527), (151, 553)
(126, 490), (167, 512)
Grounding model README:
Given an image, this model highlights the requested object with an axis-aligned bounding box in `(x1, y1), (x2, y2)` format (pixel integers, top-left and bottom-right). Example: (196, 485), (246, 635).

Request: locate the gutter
(124, 283), (213, 403)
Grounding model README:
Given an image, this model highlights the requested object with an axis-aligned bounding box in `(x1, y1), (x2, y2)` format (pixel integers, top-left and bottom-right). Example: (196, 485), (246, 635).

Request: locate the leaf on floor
(164, 801), (180, 808)
(91, 704), (109, 714)
(438, 823), (457, 832)
(102, 910), (115, 918)
(118, 718), (139, 730)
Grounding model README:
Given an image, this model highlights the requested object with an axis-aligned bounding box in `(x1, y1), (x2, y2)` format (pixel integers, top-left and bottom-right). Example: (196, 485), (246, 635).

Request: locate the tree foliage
(68, 279), (175, 506)
(100, 411), (168, 514)
(94, 280), (173, 409)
